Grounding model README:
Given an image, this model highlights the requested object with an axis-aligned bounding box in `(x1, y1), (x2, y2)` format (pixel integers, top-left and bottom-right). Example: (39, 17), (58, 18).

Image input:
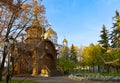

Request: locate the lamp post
(5, 36), (14, 83)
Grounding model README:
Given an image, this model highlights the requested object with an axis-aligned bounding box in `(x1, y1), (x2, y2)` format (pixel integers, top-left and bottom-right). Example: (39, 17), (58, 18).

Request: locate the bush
(57, 57), (77, 74)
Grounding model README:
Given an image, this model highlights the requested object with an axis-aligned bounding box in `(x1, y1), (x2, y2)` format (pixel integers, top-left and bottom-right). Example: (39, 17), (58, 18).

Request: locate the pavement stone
(12, 76), (120, 83)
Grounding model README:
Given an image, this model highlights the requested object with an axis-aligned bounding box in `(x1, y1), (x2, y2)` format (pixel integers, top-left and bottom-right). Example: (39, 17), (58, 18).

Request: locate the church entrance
(43, 54), (54, 69)
(41, 53), (55, 76)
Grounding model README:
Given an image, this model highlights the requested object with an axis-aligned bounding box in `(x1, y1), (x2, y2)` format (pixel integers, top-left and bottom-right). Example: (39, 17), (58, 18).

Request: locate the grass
(102, 72), (120, 76)
(1, 79), (39, 83)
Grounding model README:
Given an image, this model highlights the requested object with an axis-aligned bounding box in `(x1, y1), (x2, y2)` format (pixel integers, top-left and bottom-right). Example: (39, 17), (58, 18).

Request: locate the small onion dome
(63, 38), (68, 43)
(46, 28), (57, 35)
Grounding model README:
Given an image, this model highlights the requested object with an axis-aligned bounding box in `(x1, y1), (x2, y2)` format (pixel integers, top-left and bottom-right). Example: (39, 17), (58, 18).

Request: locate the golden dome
(46, 28), (57, 35)
(46, 33), (51, 38)
(63, 38), (68, 43)
(44, 32), (51, 39)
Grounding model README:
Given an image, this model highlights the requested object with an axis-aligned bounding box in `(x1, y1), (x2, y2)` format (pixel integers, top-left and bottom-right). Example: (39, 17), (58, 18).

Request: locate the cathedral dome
(44, 32), (51, 39)
(44, 27), (58, 44)
(46, 28), (57, 35)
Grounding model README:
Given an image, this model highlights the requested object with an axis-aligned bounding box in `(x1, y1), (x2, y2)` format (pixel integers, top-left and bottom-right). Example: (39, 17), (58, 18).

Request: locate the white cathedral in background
(44, 27), (68, 59)
(44, 27), (58, 44)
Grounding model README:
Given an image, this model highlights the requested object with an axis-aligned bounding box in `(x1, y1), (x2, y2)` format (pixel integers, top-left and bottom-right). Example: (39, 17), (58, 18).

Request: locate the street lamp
(5, 36), (14, 83)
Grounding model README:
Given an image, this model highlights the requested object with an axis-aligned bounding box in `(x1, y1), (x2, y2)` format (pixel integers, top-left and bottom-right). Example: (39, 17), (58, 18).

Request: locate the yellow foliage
(60, 46), (69, 56)
(22, 4), (31, 9)
(81, 44), (102, 66)
(32, 19), (39, 25)
(74, 46), (79, 56)
(106, 49), (111, 53)
(33, 9), (39, 15)
(70, 44), (79, 56)
(118, 38), (120, 41)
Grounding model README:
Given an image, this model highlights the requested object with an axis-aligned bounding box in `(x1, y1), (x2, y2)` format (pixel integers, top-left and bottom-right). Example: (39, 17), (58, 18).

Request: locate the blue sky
(42, 0), (120, 46)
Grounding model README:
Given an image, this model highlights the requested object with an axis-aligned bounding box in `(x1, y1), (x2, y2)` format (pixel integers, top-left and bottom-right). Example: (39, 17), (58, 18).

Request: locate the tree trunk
(0, 47), (7, 81)
(105, 64), (110, 73)
(0, 68), (3, 81)
(0, 59), (5, 81)
(98, 66), (100, 72)
(92, 63), (94, 72)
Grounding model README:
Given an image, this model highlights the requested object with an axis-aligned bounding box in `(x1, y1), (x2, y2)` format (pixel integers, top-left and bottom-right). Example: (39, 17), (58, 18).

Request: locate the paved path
(13, 76), (120, 83)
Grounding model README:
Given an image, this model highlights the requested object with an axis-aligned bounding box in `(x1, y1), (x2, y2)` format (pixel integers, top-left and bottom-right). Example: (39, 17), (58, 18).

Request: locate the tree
(59, 46), (70, 59)
(58, 44), (78, 74)
(110, 10), (120, 48)
(98, 25), (109, 51)
(100, 49), (120, 73)
(57, 57), (76, 74)
(69, 44), (77, 62)
(0, 0), (48, 81)
(81, 43), (103, 72)
(96, 10), (120, 73)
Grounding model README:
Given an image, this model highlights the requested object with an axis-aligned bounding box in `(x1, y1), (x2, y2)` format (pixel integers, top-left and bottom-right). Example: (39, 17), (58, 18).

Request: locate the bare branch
(98, 55), (120, 65)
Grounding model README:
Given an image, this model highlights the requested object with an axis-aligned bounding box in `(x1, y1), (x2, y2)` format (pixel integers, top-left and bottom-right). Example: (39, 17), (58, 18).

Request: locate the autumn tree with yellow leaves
(0, 0), (48, 81)
(81, 43), (103, 72)
(59, 46), (70, 58)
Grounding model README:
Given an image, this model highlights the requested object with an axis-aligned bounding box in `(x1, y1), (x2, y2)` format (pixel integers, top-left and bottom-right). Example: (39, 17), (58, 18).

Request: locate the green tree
(102, 49), (120, 73)
(98, 25), (109, 51)
(58, 44), (78, 74)
(57, 57), (76, 74)
(110, 10), (120, 48)
(69, 44), (77, 62)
